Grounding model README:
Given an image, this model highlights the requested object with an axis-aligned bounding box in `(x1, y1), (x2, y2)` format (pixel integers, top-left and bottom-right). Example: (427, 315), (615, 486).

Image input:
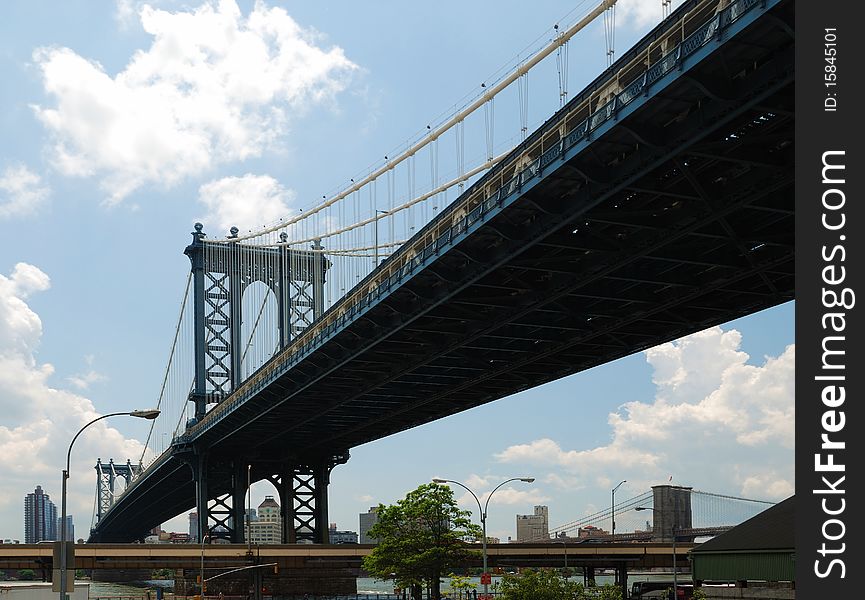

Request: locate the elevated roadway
(93, 0), (794, 542)
(0, 542), (694, 572)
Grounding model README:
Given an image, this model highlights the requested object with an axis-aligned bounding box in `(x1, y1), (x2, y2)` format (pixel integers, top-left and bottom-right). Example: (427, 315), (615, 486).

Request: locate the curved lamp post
(60, 409), (160, 600)
(552, 537), (568, 575)
(610, 480), (626, 542)
(635, 505), (678, 597)
(432, 477), (534, 600)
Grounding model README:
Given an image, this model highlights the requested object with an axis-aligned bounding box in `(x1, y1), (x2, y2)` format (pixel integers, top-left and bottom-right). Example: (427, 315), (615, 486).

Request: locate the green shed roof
(691, 495), (794, 554)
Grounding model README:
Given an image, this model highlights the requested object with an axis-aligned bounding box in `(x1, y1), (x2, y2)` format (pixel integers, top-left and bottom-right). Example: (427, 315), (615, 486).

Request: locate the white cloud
(33, 0), (357, 204)
(495, 326), (794, 502)
(357, 494), (374, 503)
(0, 263), (147, 539)
(740, 472), (794, 500)
(114, 0), (141, 28)
(495, 437), (660, 471)
(67, 370), (109, 390)
(0, 263), (50, 357)
(616, 0), (685, 29)
(197, 174), (295, 234)
(0, 164), (50, 219)
(464, 474), (493, 489)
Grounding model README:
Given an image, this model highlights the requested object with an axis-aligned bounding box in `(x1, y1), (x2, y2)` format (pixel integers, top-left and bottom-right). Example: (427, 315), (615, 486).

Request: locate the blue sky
(0, 0), (793, 543)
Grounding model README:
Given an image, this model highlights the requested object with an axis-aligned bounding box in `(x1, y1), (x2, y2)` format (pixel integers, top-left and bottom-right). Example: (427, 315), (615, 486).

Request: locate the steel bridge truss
(189, 451), (349, 544)
(185, 227), (329, 421)
(94, 458), (142, 527)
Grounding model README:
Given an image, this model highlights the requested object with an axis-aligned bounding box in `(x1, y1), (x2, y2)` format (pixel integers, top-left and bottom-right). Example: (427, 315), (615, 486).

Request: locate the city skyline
(0, 0), (793, 544)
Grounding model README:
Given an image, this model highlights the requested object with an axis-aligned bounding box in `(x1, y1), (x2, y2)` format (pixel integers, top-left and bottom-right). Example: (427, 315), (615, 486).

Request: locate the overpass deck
(1, 543), (694, 572)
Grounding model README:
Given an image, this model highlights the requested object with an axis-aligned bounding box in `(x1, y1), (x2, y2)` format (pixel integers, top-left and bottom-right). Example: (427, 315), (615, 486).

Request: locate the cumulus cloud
(496, 326), (794, 502)
(33, 0), (357, 204)
(0, 263), (147, 539)
(114, 0), (139, 28)
(0, 164), (50, 219)
(616, 0), (685, 29)
(198, 174), (295, 234)
(67, 370), (109, 390)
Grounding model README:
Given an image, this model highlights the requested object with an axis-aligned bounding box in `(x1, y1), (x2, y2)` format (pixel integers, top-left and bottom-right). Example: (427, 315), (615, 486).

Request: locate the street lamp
(432, 477), (534, 600)
(374, 209), (389, 267)
(552, 536), (568, 575)
(635, 505), (678, 598)
(246, 464), (253, 555)
(60, 409), (160, 600)
(610, 480), (626, 542)
(200, 530), (212, 599)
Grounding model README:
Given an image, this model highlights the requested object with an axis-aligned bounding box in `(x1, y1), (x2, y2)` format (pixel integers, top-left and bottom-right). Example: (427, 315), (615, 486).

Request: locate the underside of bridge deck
(92, 0), (793, 542)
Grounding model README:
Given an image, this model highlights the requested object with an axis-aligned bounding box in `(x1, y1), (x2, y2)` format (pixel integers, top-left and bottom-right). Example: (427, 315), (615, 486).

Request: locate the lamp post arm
(436, 479), (483, 524)
(66, 412), (132, 473)
(483, 477), (524, 519)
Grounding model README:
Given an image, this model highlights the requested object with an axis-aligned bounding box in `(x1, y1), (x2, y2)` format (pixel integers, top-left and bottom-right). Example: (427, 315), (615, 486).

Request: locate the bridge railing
(167, 0), (769, 443)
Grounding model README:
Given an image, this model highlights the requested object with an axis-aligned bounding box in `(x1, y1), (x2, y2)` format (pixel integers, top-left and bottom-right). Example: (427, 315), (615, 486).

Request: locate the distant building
(57, 515), (74, 541)
(246, 496), (282, 544)
(516, 505), (549, 542)
(577, 525), (609, 538)
(329, 523), (358, 544)
(24, 486), (57, 543)
(188, 512), (198, 542)
(359, 506), (379, 544)
(485, 536), (501, 544)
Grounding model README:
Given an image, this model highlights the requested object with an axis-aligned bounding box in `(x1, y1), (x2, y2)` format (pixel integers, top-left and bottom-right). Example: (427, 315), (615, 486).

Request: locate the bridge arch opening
(240, 280), (280, 380)
(246, 478), (286, 544)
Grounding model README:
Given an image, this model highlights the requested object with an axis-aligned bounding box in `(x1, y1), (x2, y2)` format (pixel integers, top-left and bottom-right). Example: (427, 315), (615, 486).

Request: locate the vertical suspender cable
(604, 4), (616, 66)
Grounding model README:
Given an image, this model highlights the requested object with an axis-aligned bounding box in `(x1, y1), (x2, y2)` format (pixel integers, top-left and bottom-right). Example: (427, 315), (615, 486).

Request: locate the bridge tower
(94, 458), (142, 527)
(184, 223), (328, 420)
(183, 224), (337, 544)
(651, 485), (693, 542)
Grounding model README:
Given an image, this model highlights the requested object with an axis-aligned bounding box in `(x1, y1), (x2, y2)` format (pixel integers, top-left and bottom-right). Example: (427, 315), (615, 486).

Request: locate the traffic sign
(480, 573), (491, 585)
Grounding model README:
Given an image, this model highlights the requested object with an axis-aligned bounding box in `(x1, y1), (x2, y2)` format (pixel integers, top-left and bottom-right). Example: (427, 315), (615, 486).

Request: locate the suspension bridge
(86, 0), (794, 546)
(547, 485), (777, 543)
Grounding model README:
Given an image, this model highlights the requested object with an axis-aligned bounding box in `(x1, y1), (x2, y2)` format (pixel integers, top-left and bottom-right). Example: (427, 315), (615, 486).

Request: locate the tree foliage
(499, 569), (622, 600)
(362, 483), (481, 600)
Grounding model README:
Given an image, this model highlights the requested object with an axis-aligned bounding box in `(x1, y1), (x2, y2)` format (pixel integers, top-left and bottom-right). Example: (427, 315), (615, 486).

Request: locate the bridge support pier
(584, 566), (596, 588)
(615, 564), (628, 600)
(270, 453), (349, 543)
(193, 454), (251, 543)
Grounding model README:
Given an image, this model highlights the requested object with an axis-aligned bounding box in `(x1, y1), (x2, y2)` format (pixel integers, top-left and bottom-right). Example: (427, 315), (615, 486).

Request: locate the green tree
(362, 483), (481, 600)
(499, 569), (587, 600)
(593, 584), (623, 600)
(448, 573), (477, 599)
(17, 569), (36, 581)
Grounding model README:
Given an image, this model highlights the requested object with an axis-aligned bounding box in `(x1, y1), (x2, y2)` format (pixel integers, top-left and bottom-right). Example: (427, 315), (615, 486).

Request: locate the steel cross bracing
(185, 228), (329, 421)
(94, 458), (142, 526)
(90, 0), (793, 542)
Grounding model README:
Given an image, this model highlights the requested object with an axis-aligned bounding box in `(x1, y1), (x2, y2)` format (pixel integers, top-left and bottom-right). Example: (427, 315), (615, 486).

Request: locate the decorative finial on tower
(190, 222), (206, 244)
